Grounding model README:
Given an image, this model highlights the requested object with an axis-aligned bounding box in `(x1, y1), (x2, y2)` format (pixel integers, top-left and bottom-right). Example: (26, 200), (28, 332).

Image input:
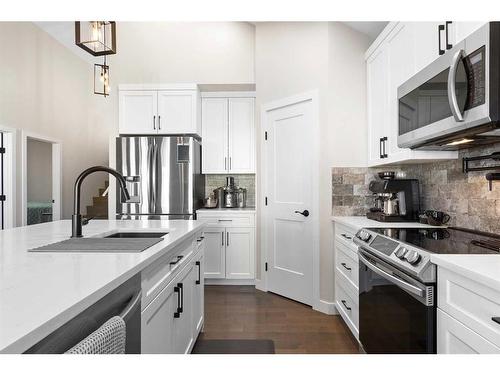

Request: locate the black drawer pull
(174, 285), (181, 318)
(341, 262), (352, 271)
(169, 255), (184, 266)
(178, 282), (184, 314)
(341, 300), (351, 311)
(341, 233), (352, 240)
(492, 317), (500, 325)
(196, 261), (201, 285)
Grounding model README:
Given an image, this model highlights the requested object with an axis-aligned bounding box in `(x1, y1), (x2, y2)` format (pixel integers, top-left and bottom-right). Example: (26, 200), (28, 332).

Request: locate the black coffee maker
(366, 179), (420, 222)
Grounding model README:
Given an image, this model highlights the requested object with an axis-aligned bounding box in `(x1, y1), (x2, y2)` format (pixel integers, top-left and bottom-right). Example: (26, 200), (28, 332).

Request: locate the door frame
(259, 90), (321, 311)
(21, 131), (62, 226)
(0, 124), (17, 229)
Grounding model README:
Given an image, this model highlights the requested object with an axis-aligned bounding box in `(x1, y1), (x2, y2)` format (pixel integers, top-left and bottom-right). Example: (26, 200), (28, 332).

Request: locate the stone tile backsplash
(332, 144), (500, 233)
(204, 174), (256, 207)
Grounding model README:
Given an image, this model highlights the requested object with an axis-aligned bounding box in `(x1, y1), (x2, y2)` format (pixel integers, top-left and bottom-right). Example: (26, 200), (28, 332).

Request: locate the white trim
(205, 279), (255, 286)
(314, 300), (339, 315)
(200, 91), (256, 98)
(364, 22), (399, 59)
(0, 124), (17, 229)
(21, 131), (62, 226)
(118, 83), (198, 91)
(254, 278), (267, 292)
(260, 90), (321, 311)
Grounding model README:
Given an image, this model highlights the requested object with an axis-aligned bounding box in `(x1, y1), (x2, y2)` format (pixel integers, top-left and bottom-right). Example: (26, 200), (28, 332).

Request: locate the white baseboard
(313, 299), (339, 315)
(254, 278), (267, 292)
(205, 279), (255, 286)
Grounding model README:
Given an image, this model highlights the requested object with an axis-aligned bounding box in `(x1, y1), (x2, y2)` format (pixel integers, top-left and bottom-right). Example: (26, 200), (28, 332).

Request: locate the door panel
(413, 22), (443, 73)
(265, 99), (314, 306)
(192, 251), (204, 334)
(157, 91), (196, 134)
(201, 98), (228, 173)
(228, 98), (255, 173)
(225, 227), (254, 279)
(203, 227), (226, 279)
(173, 265), (194, 354)
(119, 91), (157, 134)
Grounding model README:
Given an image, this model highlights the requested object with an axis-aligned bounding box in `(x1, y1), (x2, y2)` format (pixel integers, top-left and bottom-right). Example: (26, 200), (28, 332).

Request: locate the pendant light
(75, 21), (116, 56)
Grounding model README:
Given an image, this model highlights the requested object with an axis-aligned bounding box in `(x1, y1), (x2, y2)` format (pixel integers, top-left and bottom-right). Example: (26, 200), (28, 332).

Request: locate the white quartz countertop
(431, 254), (500, 291)
(331, 216), (439, 230)
(197, 207), (256, 213)
(0, 219), (206, 353)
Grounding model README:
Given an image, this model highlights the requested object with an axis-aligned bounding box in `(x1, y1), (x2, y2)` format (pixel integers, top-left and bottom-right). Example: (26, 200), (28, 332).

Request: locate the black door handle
(438, 24), (445, 55)
(195, 261), (201, 285)
(445, 21), (452, 50)
(294, 210), (309, 217)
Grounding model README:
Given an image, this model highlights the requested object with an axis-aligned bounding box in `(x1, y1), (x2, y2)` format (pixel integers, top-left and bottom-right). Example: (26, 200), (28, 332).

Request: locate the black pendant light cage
(94, 58), (110, 97)
(75, 21), (116, 56)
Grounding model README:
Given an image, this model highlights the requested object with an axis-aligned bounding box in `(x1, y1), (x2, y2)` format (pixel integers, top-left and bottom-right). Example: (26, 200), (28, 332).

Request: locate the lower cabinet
(141, 234), (205, 354)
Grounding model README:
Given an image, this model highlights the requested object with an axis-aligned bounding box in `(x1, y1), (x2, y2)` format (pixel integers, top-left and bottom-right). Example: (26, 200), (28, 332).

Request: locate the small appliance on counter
(366, 178), (420, 222)
(211, 177), (248, 208)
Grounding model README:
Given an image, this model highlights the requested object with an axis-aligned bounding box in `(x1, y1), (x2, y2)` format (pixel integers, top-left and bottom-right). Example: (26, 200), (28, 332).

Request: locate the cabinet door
(141, 280), (176, 353)
(192, 250), (204, 335)
(453, 22), (486, 44)
(413, 22), (443, 73)
(157, 90), (197, 134)
(201, 98), (229, 174)
(367, 46), (389, 164)
(173, 264), (195, 354)
(228, 98), (255, 173)
(386, 23), (415, 159)
(119, 90), (157, 134)
(225, 227), (255, 279)
(203, 226), (226, 279)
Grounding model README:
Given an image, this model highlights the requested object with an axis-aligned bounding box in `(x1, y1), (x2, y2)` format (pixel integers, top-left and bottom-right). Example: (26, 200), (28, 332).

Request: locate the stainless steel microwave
(398, 22), (500, 150)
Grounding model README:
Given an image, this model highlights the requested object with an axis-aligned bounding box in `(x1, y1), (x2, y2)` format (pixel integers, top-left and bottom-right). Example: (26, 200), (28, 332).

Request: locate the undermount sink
(104, 232), (168, 239)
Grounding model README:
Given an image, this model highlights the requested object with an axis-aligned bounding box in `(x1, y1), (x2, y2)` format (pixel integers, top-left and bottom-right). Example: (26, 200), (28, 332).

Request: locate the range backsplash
(332, 144), (500, 233)
(204, 174), (256, 207)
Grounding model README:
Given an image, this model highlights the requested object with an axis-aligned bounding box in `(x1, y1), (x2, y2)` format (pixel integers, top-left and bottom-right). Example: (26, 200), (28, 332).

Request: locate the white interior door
(264, 98), (315, 306)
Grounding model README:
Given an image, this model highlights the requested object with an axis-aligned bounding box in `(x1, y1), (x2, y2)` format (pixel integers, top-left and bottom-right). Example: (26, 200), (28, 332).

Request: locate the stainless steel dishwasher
(25, 274), (141, 354)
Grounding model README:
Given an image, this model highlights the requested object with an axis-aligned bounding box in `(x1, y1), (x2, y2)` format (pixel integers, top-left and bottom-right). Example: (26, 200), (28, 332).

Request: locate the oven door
(358, 248), (436, 354)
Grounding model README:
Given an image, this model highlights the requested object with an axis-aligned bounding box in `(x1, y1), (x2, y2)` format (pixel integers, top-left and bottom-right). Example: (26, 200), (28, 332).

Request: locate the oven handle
(447, 48), (465, 122)
(358, 251), (424, 298)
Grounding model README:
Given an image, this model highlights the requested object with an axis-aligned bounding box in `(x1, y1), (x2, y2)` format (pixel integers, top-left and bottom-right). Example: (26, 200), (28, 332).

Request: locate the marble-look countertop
(197, 207), (256, 213)
(331, 216), (440, 230)
(0, 219), (206, 353)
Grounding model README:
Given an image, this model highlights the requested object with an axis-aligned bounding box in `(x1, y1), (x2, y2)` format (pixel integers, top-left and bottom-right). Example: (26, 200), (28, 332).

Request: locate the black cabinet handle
(169, 255), (184, 266)
(438, 24), (445, 55)
(445, 21), (453, 50)
(379, 137), (383, 159)
(174, 285), (181, 318)
(341, 300), (351, 311)
(227, 232), (229, 246)
(294, 210), (310, 217)
(178, 282), (184, 313)
(221, 231), (224, 246)
(153, 115), (156, 130)
(382, 136), (388, 158)
(341, 233), (352, 240)
(341, 262), (352, 271)
(196, 261), (201, 285)
(158, 115), (161, 130)
(492, 317), (500, 325)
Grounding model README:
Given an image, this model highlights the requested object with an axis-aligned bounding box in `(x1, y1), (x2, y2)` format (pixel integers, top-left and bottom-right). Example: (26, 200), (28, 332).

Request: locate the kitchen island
(0, 219), (206, 354)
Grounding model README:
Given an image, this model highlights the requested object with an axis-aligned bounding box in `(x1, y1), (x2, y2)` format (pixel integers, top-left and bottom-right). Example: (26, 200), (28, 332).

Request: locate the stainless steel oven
(398, 22), (500, 150)
(358, 248), (436, 354)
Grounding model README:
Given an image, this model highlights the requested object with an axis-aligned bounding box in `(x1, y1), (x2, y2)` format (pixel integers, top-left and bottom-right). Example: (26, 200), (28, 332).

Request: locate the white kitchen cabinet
(453, 22), (487, 45)
(365, 22), (458, 167)
(192, 248), (204, 334)
(119, 85), (200, 136)
(197, 210), (256, 283)
(201, 95), (255, 174)
(172, 263), (195, 354)
(203, 226), (226, 279)
(225, 227), (255, 279)
(201, 98), (229, 174)
(119, 91), (158, 135)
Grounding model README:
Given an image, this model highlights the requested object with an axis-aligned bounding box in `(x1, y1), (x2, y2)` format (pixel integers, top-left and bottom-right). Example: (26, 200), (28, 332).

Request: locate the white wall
(255, 22), (369, 302)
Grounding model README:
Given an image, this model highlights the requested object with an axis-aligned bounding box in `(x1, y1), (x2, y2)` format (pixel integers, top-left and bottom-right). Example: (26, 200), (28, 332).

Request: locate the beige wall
(0, 22), (111, 223)
(27, 138), (52, 202)
(255, 22), (369, 302)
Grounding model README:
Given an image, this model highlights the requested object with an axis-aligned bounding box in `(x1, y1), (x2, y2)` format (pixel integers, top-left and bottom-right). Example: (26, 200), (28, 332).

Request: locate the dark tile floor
(196, 285), (359, 354)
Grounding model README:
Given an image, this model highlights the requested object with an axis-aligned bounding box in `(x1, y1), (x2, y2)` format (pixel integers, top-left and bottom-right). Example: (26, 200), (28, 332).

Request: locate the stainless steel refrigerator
(115, 136), (204, 220)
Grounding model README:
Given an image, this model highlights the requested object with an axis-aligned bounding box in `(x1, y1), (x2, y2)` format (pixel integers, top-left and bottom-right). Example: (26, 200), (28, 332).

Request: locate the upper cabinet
(365, 21), (486, 167)
(201, 95), (255, 174)
(119, 84), (201, 136)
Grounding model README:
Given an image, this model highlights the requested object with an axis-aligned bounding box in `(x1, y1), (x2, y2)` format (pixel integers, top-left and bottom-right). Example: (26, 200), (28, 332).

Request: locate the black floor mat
(192, 339), (275, 354)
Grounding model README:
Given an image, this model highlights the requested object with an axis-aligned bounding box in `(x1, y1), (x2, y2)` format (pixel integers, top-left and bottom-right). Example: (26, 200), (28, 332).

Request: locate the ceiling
(343, 21), (389, 41)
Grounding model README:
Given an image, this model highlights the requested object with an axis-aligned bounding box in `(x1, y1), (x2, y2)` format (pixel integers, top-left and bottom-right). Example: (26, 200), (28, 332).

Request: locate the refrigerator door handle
(152, 142), (159, 211)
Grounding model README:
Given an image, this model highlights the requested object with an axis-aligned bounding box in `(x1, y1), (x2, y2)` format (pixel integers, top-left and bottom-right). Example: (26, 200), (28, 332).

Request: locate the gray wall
(27, 138), (52, 202)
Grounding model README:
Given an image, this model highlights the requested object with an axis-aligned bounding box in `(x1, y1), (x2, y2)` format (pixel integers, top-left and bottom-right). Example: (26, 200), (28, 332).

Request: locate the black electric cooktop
(367, 227), (500, 255)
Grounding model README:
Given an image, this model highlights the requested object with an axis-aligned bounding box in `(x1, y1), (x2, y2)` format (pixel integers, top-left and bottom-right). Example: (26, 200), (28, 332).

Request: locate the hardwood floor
(198, 285), (359, 354)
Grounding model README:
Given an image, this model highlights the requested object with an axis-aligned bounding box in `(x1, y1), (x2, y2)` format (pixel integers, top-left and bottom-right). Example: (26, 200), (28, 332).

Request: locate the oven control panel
(394, 247), (422, 265)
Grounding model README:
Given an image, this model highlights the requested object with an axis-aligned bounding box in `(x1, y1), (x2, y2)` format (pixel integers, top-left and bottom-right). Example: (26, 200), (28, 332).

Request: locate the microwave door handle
(358, 251), (424, 298)
(448, 49), (465, 122)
